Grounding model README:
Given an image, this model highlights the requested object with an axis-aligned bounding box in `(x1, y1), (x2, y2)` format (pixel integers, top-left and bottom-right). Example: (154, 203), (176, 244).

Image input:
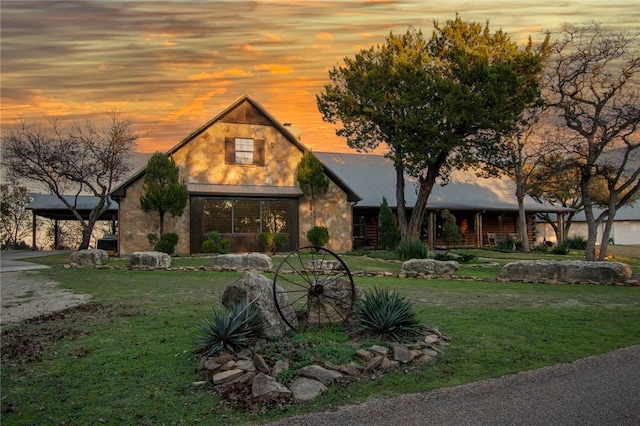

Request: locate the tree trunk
(580, 171), (598, 261)
(395, 163), (408, 240)
(516, 181), (530, 252)
(598, 197), (618, 261)
(406, 176), (435, 241)
(159, 212), (165, 237)
(79, 227), (92, 250)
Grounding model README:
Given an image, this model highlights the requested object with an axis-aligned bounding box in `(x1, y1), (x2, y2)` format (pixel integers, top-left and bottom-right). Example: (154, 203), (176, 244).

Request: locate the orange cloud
(233, 44), (258, 53)
(166, 88), (228, 121)
(253, 64), (294, 74)
(264, 33), (282, 42)
(316, 32), (333, 40)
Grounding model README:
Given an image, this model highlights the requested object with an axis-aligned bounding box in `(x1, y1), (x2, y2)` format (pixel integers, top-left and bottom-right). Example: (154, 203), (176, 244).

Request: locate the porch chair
(487, 232), (497, 246)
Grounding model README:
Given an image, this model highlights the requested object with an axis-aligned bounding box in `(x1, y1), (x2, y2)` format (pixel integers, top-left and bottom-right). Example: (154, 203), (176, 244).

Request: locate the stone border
(195, 327), (450, 406)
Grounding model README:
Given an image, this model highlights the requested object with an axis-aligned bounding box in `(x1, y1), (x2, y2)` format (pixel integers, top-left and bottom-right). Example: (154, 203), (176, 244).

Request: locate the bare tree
(0, 180), (32, 249)
(595, 147), (640, 258)
(545, 22), (640, 260)
(528, 148), (583, 243)
(482, 105), (549, 252)
(2, 112), (140, 249)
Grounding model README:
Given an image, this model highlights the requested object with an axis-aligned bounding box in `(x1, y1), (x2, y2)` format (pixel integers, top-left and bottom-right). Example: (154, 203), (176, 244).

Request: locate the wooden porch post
(32, 211), (37, 250)
(54, 219), (59, 250)
(427, 211), (436, 250)
(475, 212), (483, 247)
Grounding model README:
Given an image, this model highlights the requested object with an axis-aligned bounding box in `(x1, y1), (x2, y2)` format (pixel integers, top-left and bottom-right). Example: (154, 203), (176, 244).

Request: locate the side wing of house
(113, 95), (357, 255)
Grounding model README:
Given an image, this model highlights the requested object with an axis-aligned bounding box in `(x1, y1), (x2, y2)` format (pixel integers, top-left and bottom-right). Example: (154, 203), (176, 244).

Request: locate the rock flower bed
(194, 326), (450, 409)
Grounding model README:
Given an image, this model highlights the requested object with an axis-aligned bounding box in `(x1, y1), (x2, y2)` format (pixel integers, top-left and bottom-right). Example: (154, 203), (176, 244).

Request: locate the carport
(25, 194), (118, 250)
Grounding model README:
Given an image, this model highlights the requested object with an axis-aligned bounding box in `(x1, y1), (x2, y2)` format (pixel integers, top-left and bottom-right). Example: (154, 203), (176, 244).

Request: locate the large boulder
(211, 253), (272, 272)
(306, 277), (363, 325)
(400, 258), (460, 278)
(498, 260), (632, 284)
(70, 249), (108, 267)
(221, 272), (296, 336)
(129, 251), (171, 270)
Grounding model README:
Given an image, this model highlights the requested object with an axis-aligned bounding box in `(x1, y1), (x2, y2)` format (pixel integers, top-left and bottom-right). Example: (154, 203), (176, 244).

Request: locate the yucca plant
(353, 286), (420, 341)
(397, 239), (428, 261)
(197, 298), (265, 356)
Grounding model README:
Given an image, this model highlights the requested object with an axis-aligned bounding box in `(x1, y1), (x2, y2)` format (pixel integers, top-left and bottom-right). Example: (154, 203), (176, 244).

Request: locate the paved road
(268, 345), (640, 426)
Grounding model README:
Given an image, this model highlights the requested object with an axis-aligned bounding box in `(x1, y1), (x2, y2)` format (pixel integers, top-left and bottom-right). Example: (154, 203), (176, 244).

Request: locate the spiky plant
(197, 299), (265, 356)
(353, 286), (420, 340)
(397, 239), (427, 261)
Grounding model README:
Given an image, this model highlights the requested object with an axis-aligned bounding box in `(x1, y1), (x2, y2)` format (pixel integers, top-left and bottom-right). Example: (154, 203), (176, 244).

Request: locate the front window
(203, 199), (289, 235)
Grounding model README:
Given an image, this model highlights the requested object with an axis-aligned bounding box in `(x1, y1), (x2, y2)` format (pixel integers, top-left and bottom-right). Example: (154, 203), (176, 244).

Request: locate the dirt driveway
(0, 271), (91, 326)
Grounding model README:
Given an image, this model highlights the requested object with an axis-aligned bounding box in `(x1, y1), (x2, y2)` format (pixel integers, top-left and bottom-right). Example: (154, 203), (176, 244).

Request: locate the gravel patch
(1, 271), (91, 326)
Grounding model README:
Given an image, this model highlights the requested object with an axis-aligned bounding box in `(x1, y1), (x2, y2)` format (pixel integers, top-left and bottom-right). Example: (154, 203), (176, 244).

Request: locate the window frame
(225, 137), (265, 166)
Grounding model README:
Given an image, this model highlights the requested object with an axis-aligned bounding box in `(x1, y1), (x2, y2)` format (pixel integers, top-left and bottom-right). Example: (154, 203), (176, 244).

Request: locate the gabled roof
(26, 194), (118, 220)
(111, 95), (360, 202)
(315, 152), (568, 213)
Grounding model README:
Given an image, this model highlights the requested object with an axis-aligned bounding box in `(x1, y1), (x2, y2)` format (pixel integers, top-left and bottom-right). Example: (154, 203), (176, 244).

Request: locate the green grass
(2, 251), (640, 425)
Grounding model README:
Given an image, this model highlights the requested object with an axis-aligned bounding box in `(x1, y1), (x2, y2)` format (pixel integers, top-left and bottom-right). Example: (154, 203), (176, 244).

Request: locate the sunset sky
(2, 0), (639, 154)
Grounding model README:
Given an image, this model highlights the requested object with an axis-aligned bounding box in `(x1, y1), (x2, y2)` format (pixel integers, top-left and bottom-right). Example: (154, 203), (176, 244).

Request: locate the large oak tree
(318, 18), (548, 242)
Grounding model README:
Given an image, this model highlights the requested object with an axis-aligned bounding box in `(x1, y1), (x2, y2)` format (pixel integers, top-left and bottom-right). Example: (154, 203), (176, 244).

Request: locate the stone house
(111, 95), (569, 255)
(111, 95), (359, 255)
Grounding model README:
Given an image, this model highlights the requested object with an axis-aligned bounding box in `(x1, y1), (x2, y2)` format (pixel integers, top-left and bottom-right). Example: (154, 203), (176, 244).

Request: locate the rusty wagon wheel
(272, 246), (355, 331)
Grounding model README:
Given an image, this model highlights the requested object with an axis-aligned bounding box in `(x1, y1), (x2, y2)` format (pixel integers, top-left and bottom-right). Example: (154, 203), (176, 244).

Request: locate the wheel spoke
(276, 273), (312, 291)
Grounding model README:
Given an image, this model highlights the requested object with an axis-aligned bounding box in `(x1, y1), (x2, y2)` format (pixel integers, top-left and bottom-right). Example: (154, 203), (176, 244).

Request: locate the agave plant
(197, 298), (265, 356)
(353, 286), (420, 340)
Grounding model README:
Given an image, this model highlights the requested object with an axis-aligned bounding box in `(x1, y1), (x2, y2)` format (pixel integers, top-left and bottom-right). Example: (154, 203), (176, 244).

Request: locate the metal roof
(187, 183), (303, 197)
(571, 203), (640, 221)
(316, 152), (568, 213)
(26, 194), (118, 220)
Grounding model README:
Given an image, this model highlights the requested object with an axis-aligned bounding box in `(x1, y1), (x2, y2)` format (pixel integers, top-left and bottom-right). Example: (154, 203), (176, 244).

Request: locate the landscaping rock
(69, 249), (108, 267)
(251, 373), (292, 403)
(213, 369), (244, 385)
(271, 359), (289, 379)
(289, 377), (328, 402)
(129, 251), (171, 269)
(392, 343), (413, 363)
(253, 354), (270, 374)
(498, 260), (633, 284)
(401, 258), (460, 278)
(221, 272), (297, 336)
(307, 259), (344, 273)
(297, 365), (343, 385)
(211, 253), (273, 272)
(197, 330), (449, 410)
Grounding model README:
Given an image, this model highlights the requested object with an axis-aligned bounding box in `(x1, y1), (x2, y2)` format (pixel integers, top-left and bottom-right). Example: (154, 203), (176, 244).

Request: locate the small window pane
(234, 200), (260, 233)
(235, 138), (254, 164)
(204, 200), (232, 233)
(262, 201), (288, 234)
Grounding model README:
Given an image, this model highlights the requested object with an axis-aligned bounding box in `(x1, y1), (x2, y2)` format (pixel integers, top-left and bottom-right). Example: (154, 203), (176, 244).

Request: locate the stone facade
(118, 177), (191, 255)
(114, 97), (353, 255)
(298, 178), (353, 253)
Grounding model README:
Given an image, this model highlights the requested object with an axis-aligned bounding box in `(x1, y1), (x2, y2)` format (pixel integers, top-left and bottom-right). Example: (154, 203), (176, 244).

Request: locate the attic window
(225, 137), (265, 166)
(235, 138), (254, 164)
